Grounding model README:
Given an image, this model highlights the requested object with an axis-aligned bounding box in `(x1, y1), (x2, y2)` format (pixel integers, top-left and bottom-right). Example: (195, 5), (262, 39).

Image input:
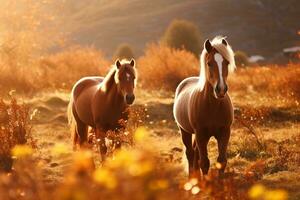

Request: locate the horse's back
(173, 77), (199, 133)
(175, 77), (199, 98)
(72, 76), (104, 100)
(71, 76), (104, 126)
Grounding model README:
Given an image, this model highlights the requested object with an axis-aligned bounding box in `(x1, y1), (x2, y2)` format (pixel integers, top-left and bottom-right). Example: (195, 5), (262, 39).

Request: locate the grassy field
(0, 1), (299, 198)
(4, 63), (296, 199)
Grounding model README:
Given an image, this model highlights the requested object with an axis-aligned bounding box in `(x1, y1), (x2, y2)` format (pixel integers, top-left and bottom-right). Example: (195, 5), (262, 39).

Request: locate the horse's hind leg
(75, 119), (88, 147)
(215, 126), (230, 174)
(180, 127), (194, 177)
(72, 107), (88, 148)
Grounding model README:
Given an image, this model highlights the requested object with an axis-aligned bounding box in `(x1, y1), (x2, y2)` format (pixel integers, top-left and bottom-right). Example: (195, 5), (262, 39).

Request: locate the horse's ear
(222, 39), (228, 46)
(204, 39), (212, 53)
(115, 59), (121, 69)
(130, 59), (135, 67)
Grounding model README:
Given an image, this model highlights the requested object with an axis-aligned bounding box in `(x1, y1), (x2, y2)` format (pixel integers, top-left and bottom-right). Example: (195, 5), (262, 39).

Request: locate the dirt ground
(26, 88), (300, 199)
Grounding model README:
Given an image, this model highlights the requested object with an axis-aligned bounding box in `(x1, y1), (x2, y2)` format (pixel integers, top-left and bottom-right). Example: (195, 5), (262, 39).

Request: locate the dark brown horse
(173, 36), (236, 177)
(68, 59), (137, 161)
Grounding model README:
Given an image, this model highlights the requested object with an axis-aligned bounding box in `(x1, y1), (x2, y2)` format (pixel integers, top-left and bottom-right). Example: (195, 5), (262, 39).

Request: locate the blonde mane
(199, 36), (236, 90)
(100, 59), (137, 92)
(100, 67), (116, 92)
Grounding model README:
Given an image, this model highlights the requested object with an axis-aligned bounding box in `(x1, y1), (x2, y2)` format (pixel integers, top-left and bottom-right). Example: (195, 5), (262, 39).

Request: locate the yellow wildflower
(73, 150), (94, 170)
(93, 168), (117, 189)
(148, 179), (169, 190)
(249, 184), (266, 199)
(52, 143), (69, 155)
(11, 145), (33, 158)
(109, 149), (136, 168)
(134, 126), (148, 143)
(264, 189), (288, 200)
(128, 160), (153, 176)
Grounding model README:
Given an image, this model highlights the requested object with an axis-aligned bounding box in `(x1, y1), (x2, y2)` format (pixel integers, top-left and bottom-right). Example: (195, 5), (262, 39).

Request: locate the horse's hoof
(87, 133), (94, 144)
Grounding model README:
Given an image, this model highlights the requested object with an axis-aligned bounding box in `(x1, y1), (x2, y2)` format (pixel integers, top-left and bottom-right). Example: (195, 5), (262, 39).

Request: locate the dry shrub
(0, 61), (40, 93)
(0, 146), (45, 200)
(0, 97), (33, 171)
(39, 46), (110, 89)
(265, 135), (300, 174)
(162, 19), (202, 57)
(229, 63), (300, 100)
(138, 44), (199, 90)
(0, 0), (68, 94)
(235, 50), (249, 67)
(0, 46), (110, 93)
(113, 43), (135, 60)
(89, 105), (146, 157)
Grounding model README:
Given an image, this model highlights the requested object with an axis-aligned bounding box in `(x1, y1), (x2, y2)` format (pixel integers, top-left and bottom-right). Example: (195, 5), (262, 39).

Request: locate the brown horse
(68, 59), (137, 161)
(173, 36), (236, 177)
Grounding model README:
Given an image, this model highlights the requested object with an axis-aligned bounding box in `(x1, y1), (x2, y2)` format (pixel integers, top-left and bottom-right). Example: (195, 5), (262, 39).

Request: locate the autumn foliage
(0, 97), (33, 171)
(138, 44), (199, 90)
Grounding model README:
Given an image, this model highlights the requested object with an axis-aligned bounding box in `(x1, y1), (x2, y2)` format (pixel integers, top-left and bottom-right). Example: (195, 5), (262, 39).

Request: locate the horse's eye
(207, 63), (213, 67)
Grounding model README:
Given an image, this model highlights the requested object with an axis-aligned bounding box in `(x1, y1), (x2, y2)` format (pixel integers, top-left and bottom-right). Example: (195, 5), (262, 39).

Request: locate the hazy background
(1, 0), (299, 60)
(62, 0), (300, 58)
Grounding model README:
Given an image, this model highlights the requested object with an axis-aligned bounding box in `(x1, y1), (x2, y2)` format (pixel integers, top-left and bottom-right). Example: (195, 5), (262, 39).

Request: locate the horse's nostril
(126, 94), (135, 104)
(215, 84), (220, 94)
(224, 84), (228, 93)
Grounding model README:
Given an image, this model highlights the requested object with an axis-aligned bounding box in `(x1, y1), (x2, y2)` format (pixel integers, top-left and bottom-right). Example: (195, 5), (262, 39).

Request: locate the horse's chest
(96, 107), (128, 129)
(191, 100), (233, 128)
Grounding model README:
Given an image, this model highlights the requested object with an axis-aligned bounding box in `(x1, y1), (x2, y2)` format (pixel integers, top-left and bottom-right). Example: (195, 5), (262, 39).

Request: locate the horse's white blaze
(214, 53), (224, 90)
(126, 73), (130, 81)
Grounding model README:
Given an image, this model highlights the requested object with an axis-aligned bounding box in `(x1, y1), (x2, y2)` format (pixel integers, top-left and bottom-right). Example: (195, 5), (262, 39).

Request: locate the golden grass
(0, 97), (33, 172)
(0, 46), (110, 94)
(0, 128), (291, 200)
(39, 46), (110, 90)
(229, 63), (300, 100)
(138, 43), (199, 90)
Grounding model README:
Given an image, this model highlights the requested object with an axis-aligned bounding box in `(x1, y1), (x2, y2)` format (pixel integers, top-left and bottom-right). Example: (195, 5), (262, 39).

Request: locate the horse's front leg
(114, 136), (122, 150)
(180, 127), (194, 177)
(215, 126), (230, 175)
(95, 127), (107, 162)
(195, 129), (210, 176)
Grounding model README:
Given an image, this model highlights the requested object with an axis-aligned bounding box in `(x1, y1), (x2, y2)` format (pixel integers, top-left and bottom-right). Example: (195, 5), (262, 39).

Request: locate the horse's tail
(67, 93), (78, 150)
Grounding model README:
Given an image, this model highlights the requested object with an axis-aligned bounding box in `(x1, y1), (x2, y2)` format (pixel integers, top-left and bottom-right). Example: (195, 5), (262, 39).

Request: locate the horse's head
(115, 59), (137, 105)
(203, 38), (235, 99)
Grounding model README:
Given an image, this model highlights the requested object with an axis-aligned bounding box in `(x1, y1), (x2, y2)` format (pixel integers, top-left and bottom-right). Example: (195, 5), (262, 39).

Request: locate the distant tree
(235, 51), (249, 67)
(161, 20), (202, 57)
(113, 44), (135, 60)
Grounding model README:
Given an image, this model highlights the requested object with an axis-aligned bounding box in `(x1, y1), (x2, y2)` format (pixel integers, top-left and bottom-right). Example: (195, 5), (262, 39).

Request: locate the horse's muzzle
(125, 94), (135, 105)
(215, 83), (228, 99)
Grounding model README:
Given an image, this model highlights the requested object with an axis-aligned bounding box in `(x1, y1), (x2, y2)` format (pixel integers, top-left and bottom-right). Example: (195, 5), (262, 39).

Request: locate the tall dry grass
(138, 43), (199, 90)
(0, 0), (70, 94)
(229, 63), (300, 100)
(0, 46), (111, 93)
(39, 46), (110, 90)
(0, 97), (33, 171)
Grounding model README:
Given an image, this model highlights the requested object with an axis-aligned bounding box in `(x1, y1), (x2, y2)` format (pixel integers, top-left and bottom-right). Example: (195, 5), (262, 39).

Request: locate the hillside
(63, 0), (300, 58)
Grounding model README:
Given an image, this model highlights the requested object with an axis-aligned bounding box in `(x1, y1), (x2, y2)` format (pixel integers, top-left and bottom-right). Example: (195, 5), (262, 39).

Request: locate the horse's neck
(203, 82), (215, 100)
(191, 81), (218, 107)
(104, 82), (125, 108)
